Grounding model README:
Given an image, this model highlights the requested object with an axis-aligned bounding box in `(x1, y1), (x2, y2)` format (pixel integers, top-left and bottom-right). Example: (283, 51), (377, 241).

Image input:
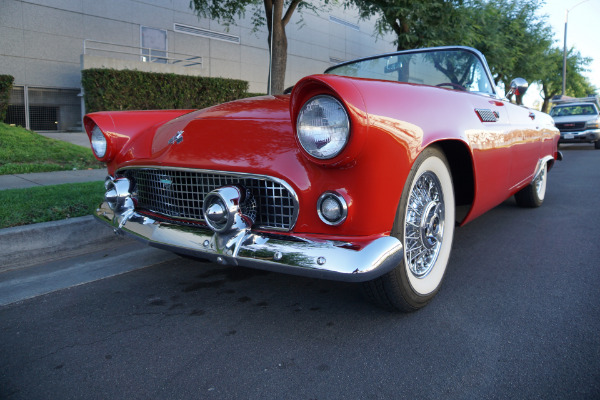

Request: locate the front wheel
(594, 140), (600, 149)
(362, 147), (455, 312)
(515, 162), (547, 208)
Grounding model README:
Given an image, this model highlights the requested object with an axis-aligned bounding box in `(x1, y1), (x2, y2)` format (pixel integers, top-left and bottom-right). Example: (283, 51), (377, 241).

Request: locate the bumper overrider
(95, 176), (404, 282)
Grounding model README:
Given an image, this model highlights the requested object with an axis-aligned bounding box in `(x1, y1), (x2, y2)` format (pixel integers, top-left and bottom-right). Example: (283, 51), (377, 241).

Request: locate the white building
(0, 0), (395, 131)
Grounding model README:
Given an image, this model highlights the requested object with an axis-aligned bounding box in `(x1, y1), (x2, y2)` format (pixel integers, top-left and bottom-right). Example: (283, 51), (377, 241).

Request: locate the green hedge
(0, 75), (14, 122)
(82, 69), (250, 113)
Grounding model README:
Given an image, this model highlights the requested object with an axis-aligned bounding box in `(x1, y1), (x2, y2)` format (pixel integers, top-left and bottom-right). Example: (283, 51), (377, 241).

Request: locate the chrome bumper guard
(95, 202), (403, 283)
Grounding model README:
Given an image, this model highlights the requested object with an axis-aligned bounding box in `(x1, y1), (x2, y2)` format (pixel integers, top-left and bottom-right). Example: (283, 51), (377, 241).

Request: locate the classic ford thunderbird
(85, 46), (560, 311)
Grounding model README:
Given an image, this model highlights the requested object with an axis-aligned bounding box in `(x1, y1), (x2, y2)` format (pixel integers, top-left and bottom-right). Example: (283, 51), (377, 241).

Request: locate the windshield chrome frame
(324, 46), (498, 98)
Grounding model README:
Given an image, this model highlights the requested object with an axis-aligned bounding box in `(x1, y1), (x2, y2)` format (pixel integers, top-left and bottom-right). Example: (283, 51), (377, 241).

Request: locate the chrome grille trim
(119, 167), (299, 231)
(555, 122), (586, 132)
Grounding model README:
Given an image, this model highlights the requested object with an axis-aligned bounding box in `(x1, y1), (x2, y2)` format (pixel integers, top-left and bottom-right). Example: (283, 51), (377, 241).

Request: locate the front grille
(121, 168), (298, 231)
(555, 122), (585, 132)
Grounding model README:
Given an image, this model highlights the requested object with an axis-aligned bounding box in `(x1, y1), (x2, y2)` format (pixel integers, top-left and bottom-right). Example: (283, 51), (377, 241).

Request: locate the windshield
(325, 48), (495, 95)
(550, 104), (598, 117)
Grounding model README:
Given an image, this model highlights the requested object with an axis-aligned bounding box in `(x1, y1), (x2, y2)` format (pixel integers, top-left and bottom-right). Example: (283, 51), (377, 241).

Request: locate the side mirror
(508, 78), (529, 97)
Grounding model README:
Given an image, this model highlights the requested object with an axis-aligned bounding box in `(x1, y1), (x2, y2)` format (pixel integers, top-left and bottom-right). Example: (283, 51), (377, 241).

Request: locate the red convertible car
(85, 46), (560, 311)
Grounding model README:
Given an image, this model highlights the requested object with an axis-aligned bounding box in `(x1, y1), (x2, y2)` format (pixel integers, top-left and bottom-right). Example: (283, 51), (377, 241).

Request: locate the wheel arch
(433, 140), (475, 224)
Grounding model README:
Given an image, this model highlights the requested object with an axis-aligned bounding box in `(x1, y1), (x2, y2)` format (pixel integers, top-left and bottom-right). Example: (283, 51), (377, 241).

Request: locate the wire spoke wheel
(362, 147), (455, 312)
(405, 171), (445, 278)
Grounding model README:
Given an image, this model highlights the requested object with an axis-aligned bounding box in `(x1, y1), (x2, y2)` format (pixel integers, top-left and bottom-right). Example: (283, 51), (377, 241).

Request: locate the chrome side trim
(95, 201), (403, 283)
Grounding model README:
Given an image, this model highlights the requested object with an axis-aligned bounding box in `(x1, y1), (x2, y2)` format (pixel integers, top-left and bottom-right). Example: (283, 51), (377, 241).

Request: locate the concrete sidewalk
(0, 131), (111, 270)
(0, 131), (107, 191)
(38, 131), (91, 147)
(0, 169), (107, 190)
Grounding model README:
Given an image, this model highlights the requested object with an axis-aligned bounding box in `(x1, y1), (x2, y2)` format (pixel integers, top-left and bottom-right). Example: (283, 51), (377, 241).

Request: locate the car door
(464, 96), (516, 219)
(503, 102), (543, 190)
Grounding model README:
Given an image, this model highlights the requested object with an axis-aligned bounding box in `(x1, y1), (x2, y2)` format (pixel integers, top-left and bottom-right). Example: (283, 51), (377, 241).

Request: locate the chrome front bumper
(95, 202), (403, 282)
(559, 129), (600, 143)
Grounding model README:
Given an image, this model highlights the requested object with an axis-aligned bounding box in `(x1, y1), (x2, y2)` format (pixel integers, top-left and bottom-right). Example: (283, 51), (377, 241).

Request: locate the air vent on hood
(475, 108), (498, 122)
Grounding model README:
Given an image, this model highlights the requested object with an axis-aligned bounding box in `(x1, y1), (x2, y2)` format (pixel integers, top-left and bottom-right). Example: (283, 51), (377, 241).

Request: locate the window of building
(141, 26), (167, 63)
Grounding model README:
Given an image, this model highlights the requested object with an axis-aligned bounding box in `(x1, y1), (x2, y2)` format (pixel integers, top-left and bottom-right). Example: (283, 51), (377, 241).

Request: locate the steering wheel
(436, 82), (467, 91)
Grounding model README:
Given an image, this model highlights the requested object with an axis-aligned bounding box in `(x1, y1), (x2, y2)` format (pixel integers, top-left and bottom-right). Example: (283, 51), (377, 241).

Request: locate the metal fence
(5, 86), (82, 132)
(83, 39), (202, 68)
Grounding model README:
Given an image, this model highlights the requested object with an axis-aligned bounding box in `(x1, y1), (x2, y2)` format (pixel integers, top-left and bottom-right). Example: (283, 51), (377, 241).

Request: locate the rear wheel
(362, 147), (455, 312)
(515, 162), (547, 208)
(594, 140), (600, 149)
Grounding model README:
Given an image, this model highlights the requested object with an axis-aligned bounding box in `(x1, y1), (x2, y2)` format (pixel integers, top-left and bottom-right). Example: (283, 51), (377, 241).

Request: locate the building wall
(0, 0), (396, 93)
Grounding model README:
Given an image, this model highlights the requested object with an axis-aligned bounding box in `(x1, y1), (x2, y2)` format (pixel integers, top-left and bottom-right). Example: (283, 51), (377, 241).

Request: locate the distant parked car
(550, 96), (600, 149)
(84, 46), (561, 311)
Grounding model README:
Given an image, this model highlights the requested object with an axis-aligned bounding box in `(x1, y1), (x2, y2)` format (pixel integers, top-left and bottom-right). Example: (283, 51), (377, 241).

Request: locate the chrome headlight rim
(317, 191), (348, 226)
(296, 95), (350, 160)
(91, 125), (107, 159)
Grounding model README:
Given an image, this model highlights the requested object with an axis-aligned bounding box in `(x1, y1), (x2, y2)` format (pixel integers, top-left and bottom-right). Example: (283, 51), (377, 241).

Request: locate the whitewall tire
(363, 147), (455, 311)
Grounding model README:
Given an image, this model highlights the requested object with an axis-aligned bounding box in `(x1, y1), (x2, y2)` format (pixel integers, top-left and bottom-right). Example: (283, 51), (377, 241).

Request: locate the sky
(539, 0), (600, 91)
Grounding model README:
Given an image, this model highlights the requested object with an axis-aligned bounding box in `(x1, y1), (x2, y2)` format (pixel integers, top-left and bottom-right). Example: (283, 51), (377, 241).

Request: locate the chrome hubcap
(420, 202), (443, 250)
(405, 172), (445, 278)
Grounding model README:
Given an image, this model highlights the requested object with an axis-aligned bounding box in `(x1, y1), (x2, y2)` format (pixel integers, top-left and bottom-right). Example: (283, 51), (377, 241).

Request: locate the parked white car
(550, 96), (600, 149)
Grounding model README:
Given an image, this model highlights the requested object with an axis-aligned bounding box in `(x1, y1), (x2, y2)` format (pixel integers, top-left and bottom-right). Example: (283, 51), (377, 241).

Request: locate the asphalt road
(1, 145), (599, 400)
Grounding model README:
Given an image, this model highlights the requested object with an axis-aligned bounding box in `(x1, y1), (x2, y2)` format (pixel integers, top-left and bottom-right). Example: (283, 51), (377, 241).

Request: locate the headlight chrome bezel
(91, 124), (108, 159)
(296, 95), (350, 160)
(317, 191), (348, 226)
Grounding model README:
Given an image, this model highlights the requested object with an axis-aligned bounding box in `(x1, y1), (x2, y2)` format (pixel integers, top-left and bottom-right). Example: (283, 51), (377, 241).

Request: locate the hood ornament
(168, 130), (184, 145)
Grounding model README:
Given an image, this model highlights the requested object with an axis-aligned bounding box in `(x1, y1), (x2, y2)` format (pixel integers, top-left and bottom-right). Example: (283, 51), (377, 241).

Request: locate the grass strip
(0, 181), (105, 229)
(0, 123), (104, 175)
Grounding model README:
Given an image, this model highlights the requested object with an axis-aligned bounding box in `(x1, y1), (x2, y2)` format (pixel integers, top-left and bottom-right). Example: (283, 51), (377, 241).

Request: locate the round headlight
(297, 95), (350, 159)
(91, 125), (107, 158)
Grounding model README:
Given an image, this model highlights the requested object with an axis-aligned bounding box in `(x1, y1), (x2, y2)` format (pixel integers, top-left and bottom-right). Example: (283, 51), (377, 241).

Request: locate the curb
(0, 215), (124, 273)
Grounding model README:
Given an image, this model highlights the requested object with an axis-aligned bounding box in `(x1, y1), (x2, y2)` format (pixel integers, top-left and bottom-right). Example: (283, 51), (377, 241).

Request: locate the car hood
(130, 95), (307, 181)
(552, 114), (598, 123)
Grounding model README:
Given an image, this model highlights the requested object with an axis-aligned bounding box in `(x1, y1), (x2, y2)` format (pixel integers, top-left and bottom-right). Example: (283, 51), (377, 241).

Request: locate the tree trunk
(541, 97), (551, 113)
(265, 0), (296, 95)
(270, 17), (287, 94)
(540, 85), (558, 114)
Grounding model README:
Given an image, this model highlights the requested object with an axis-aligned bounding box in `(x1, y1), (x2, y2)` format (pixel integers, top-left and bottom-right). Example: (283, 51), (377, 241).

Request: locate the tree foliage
(537, 48), (594, 112)
(465, 0), (552, 88)
(351, 0), (596, 107)
(0, 75), (14, 123)
(189, 0), (333, 95)
(348, 0), (469, 50)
